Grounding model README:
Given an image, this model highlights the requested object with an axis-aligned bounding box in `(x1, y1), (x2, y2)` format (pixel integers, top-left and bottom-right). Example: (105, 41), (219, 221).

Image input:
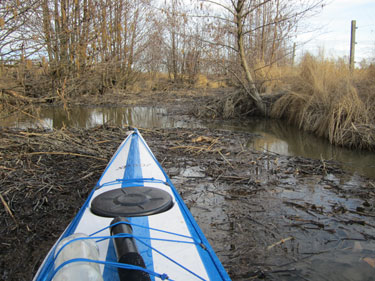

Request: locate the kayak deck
(34, 128), (230, 281)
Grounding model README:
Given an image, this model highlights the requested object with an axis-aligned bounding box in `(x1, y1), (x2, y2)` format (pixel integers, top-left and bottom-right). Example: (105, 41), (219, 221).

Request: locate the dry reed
(271, 54), (375, 150)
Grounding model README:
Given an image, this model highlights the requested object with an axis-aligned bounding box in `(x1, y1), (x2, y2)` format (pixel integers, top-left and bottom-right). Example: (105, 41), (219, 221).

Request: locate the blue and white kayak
(33, 128), (231, 281)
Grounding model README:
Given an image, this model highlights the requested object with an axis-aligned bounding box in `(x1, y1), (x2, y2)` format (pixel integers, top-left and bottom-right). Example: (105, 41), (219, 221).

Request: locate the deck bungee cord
(91, 220), (202, 243)
(48, 220), (209, 281)
(51, 259), (171, 281)
(47, 258), (171, 281)
(96, 178), (170, 190)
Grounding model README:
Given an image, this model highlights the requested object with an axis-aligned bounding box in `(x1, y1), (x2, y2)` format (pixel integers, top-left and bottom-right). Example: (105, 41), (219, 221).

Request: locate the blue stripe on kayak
(103, 131), (155, 281)
(102, 239), (119, 281)
(137, 133), (231, 281)
(93, 134), (135, 281)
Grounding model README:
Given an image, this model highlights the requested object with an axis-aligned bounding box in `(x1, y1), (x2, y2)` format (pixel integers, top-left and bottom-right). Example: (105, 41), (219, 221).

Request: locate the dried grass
(271, 54), (375, 150)
(253, 60), (297, 94)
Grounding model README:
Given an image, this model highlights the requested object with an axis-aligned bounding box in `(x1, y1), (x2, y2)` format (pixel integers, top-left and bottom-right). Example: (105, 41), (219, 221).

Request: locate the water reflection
(2, 106), (202, 130)
(207, 118), (375, 179)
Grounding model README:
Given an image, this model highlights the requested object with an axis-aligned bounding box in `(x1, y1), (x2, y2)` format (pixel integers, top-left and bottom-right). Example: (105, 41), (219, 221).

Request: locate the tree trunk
(235, 0), (266, 115)
(60, 0), (69, 76)
(42, 0), (53, 64)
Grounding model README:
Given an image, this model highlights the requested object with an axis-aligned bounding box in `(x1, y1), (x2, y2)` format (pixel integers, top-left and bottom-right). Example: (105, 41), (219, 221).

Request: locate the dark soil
(1, 92), (375, 281)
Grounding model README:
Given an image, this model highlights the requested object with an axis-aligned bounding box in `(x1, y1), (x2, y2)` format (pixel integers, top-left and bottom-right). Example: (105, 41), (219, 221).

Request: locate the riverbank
(196, 57), (375, 151)
(2, 55), (375, 151)
(1, 126), (374, 281)
(3, 72), (375, 153)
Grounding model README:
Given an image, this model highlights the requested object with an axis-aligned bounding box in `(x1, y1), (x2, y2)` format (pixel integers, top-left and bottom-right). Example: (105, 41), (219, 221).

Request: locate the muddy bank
(1, 126), (374, 280)
(73, 88), (224, 107)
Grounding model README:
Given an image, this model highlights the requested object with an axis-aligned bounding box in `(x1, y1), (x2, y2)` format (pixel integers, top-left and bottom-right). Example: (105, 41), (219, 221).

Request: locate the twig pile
(0, 126), (126, 280)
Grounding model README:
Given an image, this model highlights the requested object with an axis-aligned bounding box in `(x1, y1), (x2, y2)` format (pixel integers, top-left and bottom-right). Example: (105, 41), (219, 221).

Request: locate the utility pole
(349, 20), (356, 71)
(292, 42), (296, 66)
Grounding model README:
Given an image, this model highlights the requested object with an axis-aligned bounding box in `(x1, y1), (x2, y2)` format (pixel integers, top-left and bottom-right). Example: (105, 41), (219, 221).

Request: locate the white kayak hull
(34, 128), (231, 281)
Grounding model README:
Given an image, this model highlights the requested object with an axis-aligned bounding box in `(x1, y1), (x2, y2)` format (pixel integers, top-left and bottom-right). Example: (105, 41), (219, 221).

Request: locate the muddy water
(1, 106), (202, 129)
(2, 106), (374, 178)
(207, 119), (375, 179)
(158, 130), (375, 281)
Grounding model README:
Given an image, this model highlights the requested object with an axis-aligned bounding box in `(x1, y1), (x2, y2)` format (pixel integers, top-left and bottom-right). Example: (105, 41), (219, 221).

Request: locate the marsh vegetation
(1, 0), (374, 150)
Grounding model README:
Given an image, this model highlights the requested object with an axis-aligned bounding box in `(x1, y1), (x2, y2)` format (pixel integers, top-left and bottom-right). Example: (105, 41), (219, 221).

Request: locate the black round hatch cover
(91, 186), (173, 217)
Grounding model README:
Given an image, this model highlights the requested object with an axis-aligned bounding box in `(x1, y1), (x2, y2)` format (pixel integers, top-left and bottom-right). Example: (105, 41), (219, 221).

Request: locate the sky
(296, 0), (375, 64)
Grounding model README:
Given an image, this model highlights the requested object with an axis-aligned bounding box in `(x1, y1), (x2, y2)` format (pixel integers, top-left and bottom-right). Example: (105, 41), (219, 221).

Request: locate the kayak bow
(33, 128), (231, 281)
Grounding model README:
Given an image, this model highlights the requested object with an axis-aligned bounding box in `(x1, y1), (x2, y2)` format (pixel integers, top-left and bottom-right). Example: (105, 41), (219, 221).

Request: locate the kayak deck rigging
(33, 128), (231, 281)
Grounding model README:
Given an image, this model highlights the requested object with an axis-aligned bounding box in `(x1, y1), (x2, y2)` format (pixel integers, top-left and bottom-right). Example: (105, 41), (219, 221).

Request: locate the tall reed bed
(271, 54), (375, 150)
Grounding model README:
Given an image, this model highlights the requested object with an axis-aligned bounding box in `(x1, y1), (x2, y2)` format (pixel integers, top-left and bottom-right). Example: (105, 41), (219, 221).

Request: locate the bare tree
(0, 0), (40, 61)
(198, 0), (325, 115)
(38, 0), (155, 91)
(1, 0), (326, 100)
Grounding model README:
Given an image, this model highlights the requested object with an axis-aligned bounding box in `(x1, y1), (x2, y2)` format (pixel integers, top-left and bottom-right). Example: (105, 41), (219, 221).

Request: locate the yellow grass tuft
(195, 74), (226, 88)
(195, 74), (209, 88)
(271, 53), (375, 150)
(253, 60), (298, 94)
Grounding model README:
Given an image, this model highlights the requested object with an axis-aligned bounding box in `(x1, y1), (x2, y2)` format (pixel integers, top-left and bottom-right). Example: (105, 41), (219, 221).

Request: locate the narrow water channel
(2, 106), (374, 178)
(2, 106), (375, 281)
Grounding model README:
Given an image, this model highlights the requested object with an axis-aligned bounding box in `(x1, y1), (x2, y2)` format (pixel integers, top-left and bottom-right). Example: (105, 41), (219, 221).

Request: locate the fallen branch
(3, 89), (32, 102)
(218, 150), (234, 168)
(6, 103), (44, 124)
(0, 193), (17, 224)
(26, 151), (107, 161)
(170, 144), (219, 154)
(267, 237), (294, 250)
(0, 165), (16, 171)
